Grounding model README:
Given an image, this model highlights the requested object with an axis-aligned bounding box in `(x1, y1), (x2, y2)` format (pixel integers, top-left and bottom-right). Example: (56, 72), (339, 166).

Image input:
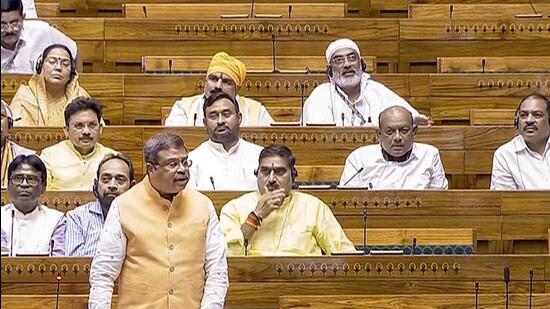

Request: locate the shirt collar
(88, 200), (103, 216)
(254, 190), (294, 210)
(65, 140), (100, 159)
(207, 138), (241, 155)
(142, 175), (188, 206)
(6, 203), (42, 220)
(375, 143), (419, 164)
(512, 135), (550, 155)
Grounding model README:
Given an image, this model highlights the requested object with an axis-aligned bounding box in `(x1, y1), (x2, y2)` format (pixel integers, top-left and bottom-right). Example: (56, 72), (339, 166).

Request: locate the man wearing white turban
(302, 38), (429, 127)
(165, 52), (274, 127)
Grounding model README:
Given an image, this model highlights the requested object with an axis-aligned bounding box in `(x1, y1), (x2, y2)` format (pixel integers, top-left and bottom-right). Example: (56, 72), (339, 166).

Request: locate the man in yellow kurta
(39, 97), (115, 191)
(89, 132), (228, 309)
(164, 52), (273, 126)
(220, 145), (355, 256)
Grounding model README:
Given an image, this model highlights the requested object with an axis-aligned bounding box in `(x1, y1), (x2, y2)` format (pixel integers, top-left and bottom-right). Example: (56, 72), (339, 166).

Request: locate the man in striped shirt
(65, 152), (136, 256)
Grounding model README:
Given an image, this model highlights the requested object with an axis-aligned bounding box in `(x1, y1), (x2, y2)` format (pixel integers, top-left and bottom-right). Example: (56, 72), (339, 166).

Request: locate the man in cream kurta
(188, 90), (262, 191)
(220, 145), (355, 256)
(39, 98), (115, 190)
(89, 132), (227, 309)
(165, 52), (273, 126)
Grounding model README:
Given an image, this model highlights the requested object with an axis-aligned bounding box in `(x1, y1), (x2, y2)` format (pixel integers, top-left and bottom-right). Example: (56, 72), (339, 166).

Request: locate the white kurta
(0, 203), (65, 256)
(340, 143), (448, 190)
(165, 94), (273, 127)
(490, 135), (550, 190)
(303, 73), (419, 127)
(1, 20), (77, 74)
(188, 139), (262, 191)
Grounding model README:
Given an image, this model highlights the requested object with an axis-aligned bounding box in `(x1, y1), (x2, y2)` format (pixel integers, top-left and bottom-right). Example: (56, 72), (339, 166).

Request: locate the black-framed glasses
(156, 158), (193, 171)
(10, 174), (41, 186)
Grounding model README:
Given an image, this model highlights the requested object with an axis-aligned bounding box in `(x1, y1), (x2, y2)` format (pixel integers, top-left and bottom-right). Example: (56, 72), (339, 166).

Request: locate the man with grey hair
(303, 38), (429, 127)
(89, 132), (228, 308)
(340, 105), (447, 189)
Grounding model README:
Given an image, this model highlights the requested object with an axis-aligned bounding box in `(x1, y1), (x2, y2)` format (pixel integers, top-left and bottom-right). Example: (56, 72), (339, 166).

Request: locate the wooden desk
(4, 73), (548, 124)
(409, 4), (550, 19)
(2, 190), (549, 253)
(6, 125), (505, 188)
(1, 255), (549, 308)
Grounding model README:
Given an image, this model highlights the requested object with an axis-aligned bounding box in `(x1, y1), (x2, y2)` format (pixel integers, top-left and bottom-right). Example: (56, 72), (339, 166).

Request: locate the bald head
(378, 106), (414, 129)
(378, 106), (416, 158)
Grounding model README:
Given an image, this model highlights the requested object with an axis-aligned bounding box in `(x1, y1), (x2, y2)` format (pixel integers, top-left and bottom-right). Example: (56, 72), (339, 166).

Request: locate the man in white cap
(302, 38), (429, 127)
(165, 52), (273, 126)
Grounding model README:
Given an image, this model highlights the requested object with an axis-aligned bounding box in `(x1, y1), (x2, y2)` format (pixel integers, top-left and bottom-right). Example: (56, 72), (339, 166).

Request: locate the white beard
(333, 72), (361, 89)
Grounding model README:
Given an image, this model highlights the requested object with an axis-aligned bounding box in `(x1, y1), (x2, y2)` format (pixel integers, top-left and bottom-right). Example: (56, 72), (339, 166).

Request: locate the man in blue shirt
(65, 152), (135, 256)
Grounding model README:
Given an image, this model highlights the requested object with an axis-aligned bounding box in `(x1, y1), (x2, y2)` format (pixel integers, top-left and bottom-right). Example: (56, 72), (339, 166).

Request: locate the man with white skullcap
(302, 38), (429, 127)
(165, 52), (274, 126)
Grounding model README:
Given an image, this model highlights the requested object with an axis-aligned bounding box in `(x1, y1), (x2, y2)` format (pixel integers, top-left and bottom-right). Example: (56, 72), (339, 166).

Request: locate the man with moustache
(220, 145), (355, 256)
(188, 90), (262, 191)
(340, 106), (448, 189)
(65, 153), (136, 256)
(40, 97), (116, 191)
(165, 52), (273, 126)
(302, 38), (429, 127)
(89, 132), (228, 309)
(1, 0), (78, 73)
(491, 94), (550, 190)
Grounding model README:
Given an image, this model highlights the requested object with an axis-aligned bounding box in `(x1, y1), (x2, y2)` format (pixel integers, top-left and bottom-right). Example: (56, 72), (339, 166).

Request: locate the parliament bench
(469, 109), (516, 126)
(3, 73), (548, 124)
(141, 55), (377, 74)
(437, 57), (550, 74)
(5, 125), (519, 189)
(408, 4), (550, 19)
(124, 3), (346, 19)
(57, 0), (368, 17)
(279, 294), (550, 309)
(37, 17), (550, 73)
(2, 255), (549, 308)
(35, 2), (59, 17)
(2, 190), (549, 254)
(344, 228), (477, 253)
(370, 0), (550, 17)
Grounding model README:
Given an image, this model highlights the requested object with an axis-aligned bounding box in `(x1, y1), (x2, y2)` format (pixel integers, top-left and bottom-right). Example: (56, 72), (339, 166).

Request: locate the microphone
(341, 112), (345, 126)
(481, 59), (486, 73)
(271, 34), (278, 73)
(516, 0), (543, 18)
(168, 59), (173, 73)
(209, 176), (216, 190)
(475, 282), (480, 309)
(300, 84), (305, 126)
(50, 239), (55, 257)
(503, 266), (510, 309)
(288, 5), (292, 18)
(142, 5), (147, 18)
(13, 117), (22, 122)
(528, 269), (533, 309)
(55, 272), (62, 309)
(362, 208), (367, 254)
(193, 113), (197, 127)
(250, 0), (255, 18)
(244, 239), (249, 256)
(411, 237), (417, 255)
(341, 167), (364, 187)
(449, 0), (453, 19)
(10, 210), (15, 257)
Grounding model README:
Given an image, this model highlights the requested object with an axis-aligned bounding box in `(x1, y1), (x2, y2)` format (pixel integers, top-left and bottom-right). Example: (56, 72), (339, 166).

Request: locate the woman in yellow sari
(10, 44), (89, 126)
